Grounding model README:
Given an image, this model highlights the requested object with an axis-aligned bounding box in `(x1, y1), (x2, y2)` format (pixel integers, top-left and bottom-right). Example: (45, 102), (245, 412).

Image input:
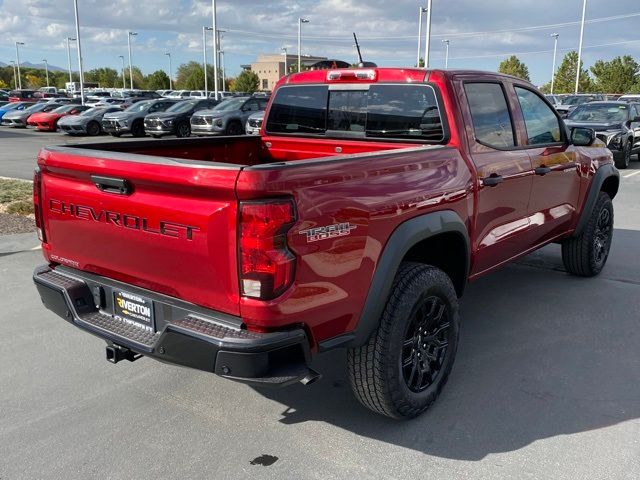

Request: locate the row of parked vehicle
(547, 94), (640, 169)
(0, 88), (269, 138)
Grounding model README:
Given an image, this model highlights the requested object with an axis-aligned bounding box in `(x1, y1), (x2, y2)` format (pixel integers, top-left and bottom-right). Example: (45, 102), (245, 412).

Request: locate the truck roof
(281, 67), (534, 86)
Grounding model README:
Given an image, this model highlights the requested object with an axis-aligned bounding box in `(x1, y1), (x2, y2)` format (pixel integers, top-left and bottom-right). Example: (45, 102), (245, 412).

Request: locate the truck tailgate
(38, 148), (242, 316)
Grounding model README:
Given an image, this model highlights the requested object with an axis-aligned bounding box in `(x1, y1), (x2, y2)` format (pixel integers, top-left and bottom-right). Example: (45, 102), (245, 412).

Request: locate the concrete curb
(0, 232), (40, 254)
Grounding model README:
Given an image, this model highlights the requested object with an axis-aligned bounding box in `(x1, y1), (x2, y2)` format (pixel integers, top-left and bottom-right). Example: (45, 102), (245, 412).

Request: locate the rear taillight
(33, 168), (46, 243)
(239, 200), (296, 300)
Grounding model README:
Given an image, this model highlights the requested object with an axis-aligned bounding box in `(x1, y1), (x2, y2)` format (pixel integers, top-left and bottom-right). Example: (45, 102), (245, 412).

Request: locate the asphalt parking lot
(1, 129), (639, 479)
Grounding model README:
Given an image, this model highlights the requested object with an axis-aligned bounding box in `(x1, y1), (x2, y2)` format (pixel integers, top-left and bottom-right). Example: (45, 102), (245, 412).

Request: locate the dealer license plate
(113, 290), (155, 330)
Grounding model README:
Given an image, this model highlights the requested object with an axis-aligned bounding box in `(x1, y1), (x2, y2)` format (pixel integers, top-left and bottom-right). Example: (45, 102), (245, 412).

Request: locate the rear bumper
(33, 265), (315, 387)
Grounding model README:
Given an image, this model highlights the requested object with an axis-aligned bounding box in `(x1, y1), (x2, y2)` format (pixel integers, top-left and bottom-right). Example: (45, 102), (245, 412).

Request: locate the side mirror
(571, 127), (596, 147)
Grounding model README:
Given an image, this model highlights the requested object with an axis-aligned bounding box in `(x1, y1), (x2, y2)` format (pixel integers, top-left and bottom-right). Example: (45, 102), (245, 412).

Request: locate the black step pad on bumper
(33, 265), (315, 387)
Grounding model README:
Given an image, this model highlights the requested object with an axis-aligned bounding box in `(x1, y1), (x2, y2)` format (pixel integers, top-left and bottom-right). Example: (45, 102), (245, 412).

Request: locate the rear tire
(347, 263), (459, 419)
(562, 191), (613, 277)
(86, 121), (100, 136)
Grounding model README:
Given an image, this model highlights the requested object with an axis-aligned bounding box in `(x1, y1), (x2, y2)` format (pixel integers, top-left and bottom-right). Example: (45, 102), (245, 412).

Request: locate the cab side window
(515, 87), (562, 145)
(244, 100), (260, 112)
(464, 82), (515, 148)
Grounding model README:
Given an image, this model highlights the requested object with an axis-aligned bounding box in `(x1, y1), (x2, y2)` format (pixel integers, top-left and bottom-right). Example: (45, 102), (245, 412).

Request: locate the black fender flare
(319, 210), (470, 351)
(573, 164), (619, 237)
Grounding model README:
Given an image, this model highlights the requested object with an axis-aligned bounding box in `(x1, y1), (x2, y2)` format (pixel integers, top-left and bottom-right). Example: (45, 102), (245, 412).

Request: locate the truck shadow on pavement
(253, 229), (640, 460)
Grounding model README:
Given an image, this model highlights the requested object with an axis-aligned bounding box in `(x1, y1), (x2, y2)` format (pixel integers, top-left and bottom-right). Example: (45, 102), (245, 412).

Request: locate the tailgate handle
(91, 175), (132, 195)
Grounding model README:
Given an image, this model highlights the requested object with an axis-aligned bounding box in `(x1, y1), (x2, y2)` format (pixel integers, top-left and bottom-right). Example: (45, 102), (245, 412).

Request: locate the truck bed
(37, 135), (458, 323)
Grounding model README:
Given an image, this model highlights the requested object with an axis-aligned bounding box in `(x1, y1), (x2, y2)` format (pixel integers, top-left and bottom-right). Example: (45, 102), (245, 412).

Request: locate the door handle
(91, 175), (132, 195)
(482, 174), (503, 187)
(535, 166), (551, 176)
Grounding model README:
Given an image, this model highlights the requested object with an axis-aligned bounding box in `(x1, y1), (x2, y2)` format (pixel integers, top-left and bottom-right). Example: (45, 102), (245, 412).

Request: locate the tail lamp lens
(239, 200), (296, 300)
(33, 168), (46, 242)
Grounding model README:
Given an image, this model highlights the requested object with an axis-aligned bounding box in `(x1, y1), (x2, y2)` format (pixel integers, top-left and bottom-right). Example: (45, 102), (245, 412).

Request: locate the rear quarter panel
(236, 146), (473, 347)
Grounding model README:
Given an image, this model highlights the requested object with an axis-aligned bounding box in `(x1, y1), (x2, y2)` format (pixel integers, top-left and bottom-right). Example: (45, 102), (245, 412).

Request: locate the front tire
(614, 140), (631, 169)
(347, 263), (460, 419)
(562, 191), (613, 277)
(176, 121), (191, 138)
(131, 120), (145, 137)
(226, 121), (243, 135)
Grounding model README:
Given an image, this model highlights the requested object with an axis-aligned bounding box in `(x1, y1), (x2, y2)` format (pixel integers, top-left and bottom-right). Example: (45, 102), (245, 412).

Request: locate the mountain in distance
(0, 60), (67, 72)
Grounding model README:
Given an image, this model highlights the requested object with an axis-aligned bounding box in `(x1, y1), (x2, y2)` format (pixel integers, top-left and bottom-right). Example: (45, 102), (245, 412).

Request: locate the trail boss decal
(299, 222), (357, 243)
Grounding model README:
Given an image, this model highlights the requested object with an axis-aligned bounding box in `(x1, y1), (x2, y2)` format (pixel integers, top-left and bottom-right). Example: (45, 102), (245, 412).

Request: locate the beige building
(243, 54), (328, 91)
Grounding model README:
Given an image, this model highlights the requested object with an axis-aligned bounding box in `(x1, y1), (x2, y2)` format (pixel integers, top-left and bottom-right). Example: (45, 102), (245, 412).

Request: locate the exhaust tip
(300, 369), (321, 386)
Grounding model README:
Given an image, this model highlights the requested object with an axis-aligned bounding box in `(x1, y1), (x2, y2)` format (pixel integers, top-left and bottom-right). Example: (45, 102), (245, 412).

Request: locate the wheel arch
(320, 210), (470, 350)
(573, 163), (620, 237)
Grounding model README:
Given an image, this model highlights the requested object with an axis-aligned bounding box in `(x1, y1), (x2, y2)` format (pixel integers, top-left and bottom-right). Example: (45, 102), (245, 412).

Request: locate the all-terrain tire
(347, 263), (460, 419)
(562, 191), (614, 277)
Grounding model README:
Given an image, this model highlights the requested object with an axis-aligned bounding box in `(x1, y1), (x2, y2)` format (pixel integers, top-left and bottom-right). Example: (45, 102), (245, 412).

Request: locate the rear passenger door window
(464, 83), (515, 148)
(514, 87), (562, 145)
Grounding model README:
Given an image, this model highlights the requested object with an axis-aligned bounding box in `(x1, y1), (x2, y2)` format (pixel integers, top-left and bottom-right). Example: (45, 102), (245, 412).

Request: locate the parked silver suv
(190, 96), (269, 136)
(102, 99), (179, 137)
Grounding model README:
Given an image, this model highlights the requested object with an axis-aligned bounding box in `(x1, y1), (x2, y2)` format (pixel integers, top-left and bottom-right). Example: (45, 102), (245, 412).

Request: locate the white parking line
(623, 171), (640, 178)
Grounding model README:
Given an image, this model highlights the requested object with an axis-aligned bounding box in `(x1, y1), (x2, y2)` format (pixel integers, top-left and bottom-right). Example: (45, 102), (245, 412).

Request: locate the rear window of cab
(265, 84), (445, 142)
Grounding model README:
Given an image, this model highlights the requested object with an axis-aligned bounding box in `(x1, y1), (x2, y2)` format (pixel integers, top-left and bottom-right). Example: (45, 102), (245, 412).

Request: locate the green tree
(232, 70), (259, 93)
(175, 61), (205, 90)
(590, 56), (639, 94)
(498, 55), (530, 81)
(551, 51), (594, 93)
(145, 70), (170, 90)
(84, 67), (120, 88)
(128, 66), (146, 89)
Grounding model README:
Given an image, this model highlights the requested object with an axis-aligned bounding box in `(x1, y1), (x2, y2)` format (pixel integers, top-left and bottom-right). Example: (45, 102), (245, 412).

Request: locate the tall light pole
(9, 61), (17, 90)
(424, 0), (432, 68)
(550, 33), (559, 95)
(281, 47), (288, 76)
(165, 52), (173, 90)
(211, 0), (219, 100)
(42, 59), (49, 87)
(575, 0), (587, 94)
(72, 0), (84, 105)
(217, 30), (226, 92)
(127, 31), (137, 90)
(219, 50), (226, 93)
(118, 55), (126, 89)
(203, 26), (213, 95)
(66, 37), (75, 83)
(298, 18), (310, 73)
(15, 42), (24, 90)
(442, 39), (450, 68)
(417, 7), (427, 67)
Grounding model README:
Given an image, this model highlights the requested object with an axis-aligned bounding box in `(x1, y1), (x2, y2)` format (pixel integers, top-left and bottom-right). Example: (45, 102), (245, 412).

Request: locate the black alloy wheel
(401, 295), (451, 393)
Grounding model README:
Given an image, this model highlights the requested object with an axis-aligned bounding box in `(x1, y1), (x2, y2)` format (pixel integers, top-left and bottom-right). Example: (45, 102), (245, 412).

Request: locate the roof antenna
(353, 32), (364, 67)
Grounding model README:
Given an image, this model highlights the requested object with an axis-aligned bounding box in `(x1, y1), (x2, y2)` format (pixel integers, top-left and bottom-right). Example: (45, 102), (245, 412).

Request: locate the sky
(1, 0), (639, 86)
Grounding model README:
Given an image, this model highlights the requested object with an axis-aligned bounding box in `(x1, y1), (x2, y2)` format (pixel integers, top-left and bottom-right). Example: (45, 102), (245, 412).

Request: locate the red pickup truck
(33, 68), (619, 419)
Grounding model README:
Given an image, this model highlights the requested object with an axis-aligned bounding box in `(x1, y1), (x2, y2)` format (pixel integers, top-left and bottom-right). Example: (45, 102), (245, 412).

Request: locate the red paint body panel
(36, 68), (614, 350)
(28, 111), (79, 131)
